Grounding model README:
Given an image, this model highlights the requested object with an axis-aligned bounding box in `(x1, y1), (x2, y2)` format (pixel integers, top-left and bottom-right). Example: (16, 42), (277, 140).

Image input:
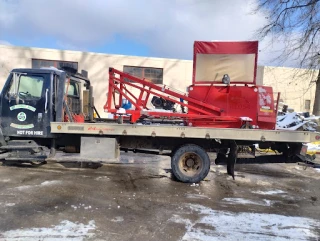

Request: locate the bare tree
(255, 0), (320, 114)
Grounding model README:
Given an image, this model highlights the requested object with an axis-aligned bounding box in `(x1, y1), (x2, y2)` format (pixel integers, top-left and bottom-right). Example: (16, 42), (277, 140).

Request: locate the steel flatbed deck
(51, 122), (320, 143)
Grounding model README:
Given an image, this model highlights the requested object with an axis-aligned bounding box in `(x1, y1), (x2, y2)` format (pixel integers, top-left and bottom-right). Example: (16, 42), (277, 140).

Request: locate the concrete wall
(0, 45), (193, 116)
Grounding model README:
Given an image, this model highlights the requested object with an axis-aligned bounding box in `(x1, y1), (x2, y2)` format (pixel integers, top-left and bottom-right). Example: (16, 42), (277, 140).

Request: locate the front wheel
(171, 144), (210, 183)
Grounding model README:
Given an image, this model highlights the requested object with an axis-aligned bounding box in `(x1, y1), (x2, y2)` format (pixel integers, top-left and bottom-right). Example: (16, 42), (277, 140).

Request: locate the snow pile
(276, 102), (320, 131)
(1, 220), (96, 241)
(276, 112), (318, 131)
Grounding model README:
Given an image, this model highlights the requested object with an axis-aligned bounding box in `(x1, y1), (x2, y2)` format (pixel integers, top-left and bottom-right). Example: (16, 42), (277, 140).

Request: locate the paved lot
(0, 153), (319, 240)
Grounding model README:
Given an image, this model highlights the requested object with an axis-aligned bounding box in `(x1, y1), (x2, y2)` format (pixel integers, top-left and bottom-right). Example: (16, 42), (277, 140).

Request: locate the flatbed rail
(51, 122), (320, 143)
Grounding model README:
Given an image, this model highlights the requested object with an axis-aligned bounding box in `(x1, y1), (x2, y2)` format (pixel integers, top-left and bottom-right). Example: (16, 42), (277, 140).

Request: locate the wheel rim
(177, 152), (203, 177)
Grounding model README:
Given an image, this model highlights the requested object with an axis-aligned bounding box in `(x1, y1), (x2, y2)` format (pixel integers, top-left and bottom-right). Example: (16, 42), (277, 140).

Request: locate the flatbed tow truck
(0, 41), (318, 183)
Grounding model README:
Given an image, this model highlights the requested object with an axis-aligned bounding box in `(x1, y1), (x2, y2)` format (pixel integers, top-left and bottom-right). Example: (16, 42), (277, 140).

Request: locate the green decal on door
(10, 123), (34, 129)
(17, 112), (27, 122)
(10, 104), (36, 112)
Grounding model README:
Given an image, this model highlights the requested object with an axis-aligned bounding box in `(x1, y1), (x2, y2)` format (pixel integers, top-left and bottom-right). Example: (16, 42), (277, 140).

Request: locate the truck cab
(0, 67), (95, 164)
(0, 68), (64, 139)
(0, 67), (92, 140)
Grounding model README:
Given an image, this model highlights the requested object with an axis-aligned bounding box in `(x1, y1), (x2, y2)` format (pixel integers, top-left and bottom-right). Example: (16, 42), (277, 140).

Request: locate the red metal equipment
(104, 41), (278, 129)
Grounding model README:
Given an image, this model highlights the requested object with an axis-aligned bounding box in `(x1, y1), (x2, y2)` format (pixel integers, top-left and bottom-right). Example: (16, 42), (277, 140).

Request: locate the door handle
(45, 89), (49, 113)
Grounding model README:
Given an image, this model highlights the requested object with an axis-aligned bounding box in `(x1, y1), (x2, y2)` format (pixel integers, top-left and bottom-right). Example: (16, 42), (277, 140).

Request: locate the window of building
(305, 99), (311, 110)
(123, 66), (163, 84)
(32, 59), (78, 72)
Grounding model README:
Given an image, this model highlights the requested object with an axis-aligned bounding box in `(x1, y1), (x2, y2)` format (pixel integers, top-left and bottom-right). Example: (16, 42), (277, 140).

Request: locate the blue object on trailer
(121, 98), (132, 110)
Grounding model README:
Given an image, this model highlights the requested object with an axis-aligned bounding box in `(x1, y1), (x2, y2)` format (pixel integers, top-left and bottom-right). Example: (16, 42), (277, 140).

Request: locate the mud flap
(215, 148), (228, 165)
(227, 141), (237, 180)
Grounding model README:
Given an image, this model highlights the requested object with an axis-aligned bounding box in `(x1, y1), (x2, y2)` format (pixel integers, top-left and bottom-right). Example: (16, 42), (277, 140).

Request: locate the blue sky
(0, 0), (288, 64)
(0, 34), (151, 57)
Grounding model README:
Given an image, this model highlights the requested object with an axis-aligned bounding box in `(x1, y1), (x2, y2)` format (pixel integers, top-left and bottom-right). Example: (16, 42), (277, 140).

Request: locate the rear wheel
(171, 144), (210, 183)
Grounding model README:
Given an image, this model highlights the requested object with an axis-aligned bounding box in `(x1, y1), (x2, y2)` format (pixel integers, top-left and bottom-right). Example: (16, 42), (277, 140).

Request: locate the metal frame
(105, 67), (243, 125)
(51, 122), (320, 143)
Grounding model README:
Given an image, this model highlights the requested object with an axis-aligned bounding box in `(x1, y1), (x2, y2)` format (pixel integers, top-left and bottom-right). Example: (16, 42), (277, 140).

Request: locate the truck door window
(65, 81), (79, 97)
(8, 74), (44, 99)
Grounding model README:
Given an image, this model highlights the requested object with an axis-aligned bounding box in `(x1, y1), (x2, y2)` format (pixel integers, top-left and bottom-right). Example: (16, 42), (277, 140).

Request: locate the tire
(171, 144), (210, 183)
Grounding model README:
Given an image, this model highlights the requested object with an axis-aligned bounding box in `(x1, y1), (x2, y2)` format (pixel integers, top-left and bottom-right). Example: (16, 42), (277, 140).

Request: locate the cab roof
(11, 67), (64, 75)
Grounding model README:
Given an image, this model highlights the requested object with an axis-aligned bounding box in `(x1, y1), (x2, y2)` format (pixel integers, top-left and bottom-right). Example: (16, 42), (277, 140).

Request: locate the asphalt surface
(0, 153), (319, 241)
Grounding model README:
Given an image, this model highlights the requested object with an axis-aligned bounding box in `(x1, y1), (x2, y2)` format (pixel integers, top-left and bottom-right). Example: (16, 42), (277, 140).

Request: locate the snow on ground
(13, 180), (63, 191)
(95, 176), (110, 181)
(4, 203), (15, 207)
(252, 190), (286, 195)
(111, 216), (124, 222)
(0, 179), (11, 182)
(40, 180), (62, 186)
(186, 194), (210, 199)
(0, 203), (16, 207)
(14, 185), (34, 190)
(222, 198), (272, 206)
(1, 220), (96, 241)
(170, 204), (319, 241)
(71, 203), (93, 210)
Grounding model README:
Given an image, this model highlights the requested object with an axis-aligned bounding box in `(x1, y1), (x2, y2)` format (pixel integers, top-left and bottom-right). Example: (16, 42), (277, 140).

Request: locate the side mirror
(81, 70), (88, 78)
(222, 74), (230, 85)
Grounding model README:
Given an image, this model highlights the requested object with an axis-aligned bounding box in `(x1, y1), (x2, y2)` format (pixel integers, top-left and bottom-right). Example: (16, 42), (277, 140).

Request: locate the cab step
(1, 140), (48, 163)
(4, 152), (47, 163)
(5, 156), (47, 162)
(0, 145), (44, 150)
(0, 140), (46, 153)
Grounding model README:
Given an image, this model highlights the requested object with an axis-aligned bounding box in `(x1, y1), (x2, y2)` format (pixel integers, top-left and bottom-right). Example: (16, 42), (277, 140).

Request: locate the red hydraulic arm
(104, 68), (242, 127)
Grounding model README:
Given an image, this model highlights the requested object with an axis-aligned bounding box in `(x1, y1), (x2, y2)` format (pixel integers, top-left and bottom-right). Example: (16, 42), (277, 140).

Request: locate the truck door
(0, 71), (52, 137)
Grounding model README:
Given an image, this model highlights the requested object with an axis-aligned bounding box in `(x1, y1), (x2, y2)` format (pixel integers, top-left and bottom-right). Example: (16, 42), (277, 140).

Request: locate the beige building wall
(256, 66), (264, 85)
(0, 44), (316, 116)
(0, 45), (193, 117)
(262, 66), (318, 113)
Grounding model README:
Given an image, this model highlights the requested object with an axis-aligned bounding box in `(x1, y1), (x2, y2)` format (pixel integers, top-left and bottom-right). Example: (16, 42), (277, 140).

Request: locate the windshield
(8, 74), (44, 99)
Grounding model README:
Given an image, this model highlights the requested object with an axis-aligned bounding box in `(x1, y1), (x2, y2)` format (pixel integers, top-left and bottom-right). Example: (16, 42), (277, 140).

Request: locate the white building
(0, 45), (317, 116)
